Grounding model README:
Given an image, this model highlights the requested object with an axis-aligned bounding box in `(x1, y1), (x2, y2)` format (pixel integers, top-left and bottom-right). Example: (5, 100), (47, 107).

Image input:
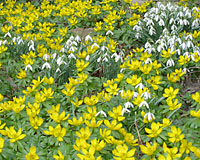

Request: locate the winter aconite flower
(112, 144), (136, 160)
(53, 150), (65, 160)
(0, 137), (4, 153)
(168, 126), (184, 143)
(140, 142), (157, 156)
(145, 122), (162, 138)
(25, 146), (39, 160)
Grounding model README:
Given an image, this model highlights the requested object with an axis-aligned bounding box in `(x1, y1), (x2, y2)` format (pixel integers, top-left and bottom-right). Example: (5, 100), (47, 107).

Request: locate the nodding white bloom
(51, 53), (57, 59)
(12, 37), (16, 43)
(149, 26), (155, 35)
(124, 102), (134, 109)
(135, 33), (141, 39)
(101, 46), (108, 51)
(85, 35), (93, 42)
(97, 57), (101, 62)
(154, 15), (159, 21)
(60, 48), (65, 53)
(166, 58), (175, 67)
(175, 49), (181, 55)
(56, 68), (61, 73)
(133, 25), (142, 31)
(4, 32), (11, 38)
(186, 41), (193, 48)
(133, 92), (139, 98)
(75, 35), (81, 42)
(69, 36), (74, 41)
(85, 55), (90, 61)
(183, 52), (189, 58)
(57, 56), (66, 66)
(103, 57), (108, 62)
(106, 30), (113, 35)
(158, 19), (165, 26)
(28, 40), (34, 46)
(122, 107), (130, 116)
(43, 54), (50, 61)
(171, 25), (177, 31)
(135, 83), (144, 90)
(145, 58), (152, 64)
(68, 53), (76, 60)
(25, 64), (32, 71)
(139, 101), (149, 109)
(42, 62), (51, 70)
(69, 46), (77, 53)
(71, 41), (78, 46)
(18, 38), (23, 45)
(144, 112), (155, 121)
(141, 92), (151, 100)
(92, 43), (99, 49)
(96, 110), (107, 117)
(146, 19), (154, 26)
(183, 68), (190, 74)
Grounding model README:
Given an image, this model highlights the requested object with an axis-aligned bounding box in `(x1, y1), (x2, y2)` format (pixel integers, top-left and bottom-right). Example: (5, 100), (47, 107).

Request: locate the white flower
(75, 35), (81, 42)
(56, 68), (61, 72)
(97, 57), (101, 62)
(106, 30), (113, 35)
(145, 58), (152, 64)
(158, 19), (165, 26)
(85, 35), (93, 42)
(69, 36), (74, 41)
(122, 107), (130, 116)
(144, 112), (155, 121)
(25, 64), (32, 71)
(29, 44), (35, 51)
(135, 83), (144, 89)
(68, 53), (76, 60)
(124, 102), (134, 109)
(43, 54), (50, 61)
(139, 101), (149, 109)
(101, 46), (108, 51)
(141, 91), (151, 100)
(4, 32), (12, 38)
(92, 43), (99, 49)
(42, 62), (51, 70)
(166, 58), (175, 67)
(60, 48), (65, 53)
(103, 57), (108, 62)
(85, 55), (90, 61)
(51, 53), (57, 59)
(96, 110), (107, 117)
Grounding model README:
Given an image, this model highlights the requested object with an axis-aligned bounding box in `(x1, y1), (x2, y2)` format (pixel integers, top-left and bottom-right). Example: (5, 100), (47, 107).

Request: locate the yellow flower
(161, 118), (172, 128)
(91, 139), (106, 151)
(106, 83), (119, 96)
(124, 133), (138, 146)
(100, 128), (113, 144)
(127, 59), (141, 71)
(104, 119), (122, 131)
(43, 76), (54, 85)
(0, 45), (8, 54)
(5, 126), (26, 143)
(76, 127), (91, 140)
(161, 48), (175, 58)
(192, 92), (200, 104)
(68, 117), (84, 126)
(0, 137), (4, 153)
(1, 25), (12, 33)
(163, 142), (182, 159)
(112, 144), (136, 160)
(77, 146), (102, 160)
(163, 87), (179, 99)
(168, 126), (184, 143)
(58, 27), (67, 37)
(140, 64), (152, 74)
(132, 95), (144, 106)
(35, 92), (46, 103)
(29, 116), (43, 130)
(166, 98), (182, 111)
(68, 15), (78, 26)
(53, 150), (64, 160)
(147, 75), (161, 90)
(180, 139), (193, 155)
(73, 138), (90, 152)
(140, 142), (157, 156)
(84, 95), (99, 106)
(25, 146), (39, 160)
(76, 59), (89, 72)
(145, 122), (162, 138)
(71, 97), (83, 107)
(190, 109), (200, 118)
(62, 87), (75, 97)
(16, 69), (26, 79)
(120, 90), (133, 100)
(108, 105), (125, 121)
(41, 88), (54, 99)
(83, 106), (97, 120)
(0, 93), (4, 102)
(126, 75), (141, 86)
(178, 55), (190, 65)
(84, 118), (103, 128)
(49, 111), (70, 123)
(167, 72), (180, 83)
(43, 124), (66, 142)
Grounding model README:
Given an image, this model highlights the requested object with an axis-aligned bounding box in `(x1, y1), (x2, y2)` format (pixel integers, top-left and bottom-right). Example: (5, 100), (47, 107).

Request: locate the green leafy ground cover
(0, 0), (200, 159)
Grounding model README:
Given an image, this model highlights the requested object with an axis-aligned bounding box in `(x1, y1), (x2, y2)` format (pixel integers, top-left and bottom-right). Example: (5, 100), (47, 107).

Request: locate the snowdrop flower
(51, 53), (57, 59)
(68, 53), (76, 59)
(158, 19), (165, 26)
(25, 64), (32, 71)
(71, 41), (78, 46)
(96, 110), (107, 117)
(183, 19), (189, 25)
(60, 48), (65, 53)
(133, 92), (139, 98)
(145, 58), (152, 64)
(169, 18), (174, 24)
(92, 43), (99, 49)
(154, 15), (159, 21)
(12, 37), (16, 43)
(171, 25), (177, 31)
(18, 38), (23, 45)
(106, 30), (113, 35)
(141, 91), (151, 100)
(69, 36), (74, 41)
(69, 46), (77, 52)
(42, 62), (51, 70)
(56, 68), (61, 73)
(85, 35), (93, 42)
(166, 59), (175, 67)
(4, 32), (12, 38)
(28, 40), (34, 46)
(29, 44), (35, 51)
(186, 41), (193, 48)
(122, 107), (130, 116)
(124, 102), (134, 109)
(103, 57), (108, 62)
(139, 101), (149, 109)
(180, 42), (186, 50)
(97, 57), (101, 62)
(135, 83), (144, 89)
(135, 33), (141, 39)
(85, 55), (90, 61)
(75, 35), (81, 42)
(43, 54), (50, 61)
(144, 112), (155, 121)
(149, 26), (155, 35)
(101, 46), (108, 51)
(183, 68), (190, 74)
(57, 57), (66, 66)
